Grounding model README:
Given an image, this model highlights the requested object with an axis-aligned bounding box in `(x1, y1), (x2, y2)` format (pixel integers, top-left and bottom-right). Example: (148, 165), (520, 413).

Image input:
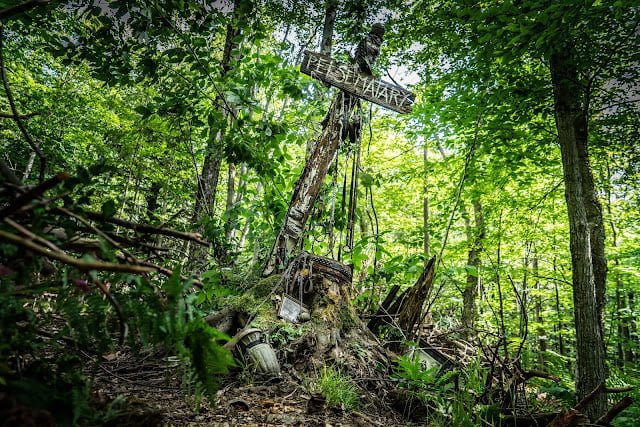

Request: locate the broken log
(397, 256), (436, 339)
(595, 396), (634, 426)
(367, 256), (436, 344)
(367, 284), (400, 334)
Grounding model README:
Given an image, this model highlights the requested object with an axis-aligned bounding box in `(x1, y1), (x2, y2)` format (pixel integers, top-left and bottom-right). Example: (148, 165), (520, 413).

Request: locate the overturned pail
(235, 328), (280, 376)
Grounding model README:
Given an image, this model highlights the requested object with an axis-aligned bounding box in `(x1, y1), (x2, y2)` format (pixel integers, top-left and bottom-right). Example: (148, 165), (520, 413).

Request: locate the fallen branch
(116, 254), (204, 289)
(520, 369), (560, 383)
(84, 211), (210, 246)
(548, 383), (635, 427)
(595, 396), (634, 426)
(0, 229), (155, 274)
(55, 206), (137, 263)
(4, 217), (64, 253)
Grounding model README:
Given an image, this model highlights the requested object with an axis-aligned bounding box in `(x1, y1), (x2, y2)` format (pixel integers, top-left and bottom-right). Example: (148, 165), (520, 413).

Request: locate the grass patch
(317, 365), (359, 411)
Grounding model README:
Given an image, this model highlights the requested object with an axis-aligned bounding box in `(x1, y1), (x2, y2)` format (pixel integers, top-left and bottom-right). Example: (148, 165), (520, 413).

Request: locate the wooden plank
(300, 50), (415, 114)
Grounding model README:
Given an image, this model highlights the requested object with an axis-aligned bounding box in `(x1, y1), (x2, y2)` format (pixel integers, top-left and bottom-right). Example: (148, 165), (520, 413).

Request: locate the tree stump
(279, 252), (393, 377)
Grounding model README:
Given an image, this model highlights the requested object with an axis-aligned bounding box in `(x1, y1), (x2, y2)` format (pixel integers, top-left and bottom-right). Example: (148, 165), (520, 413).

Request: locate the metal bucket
(235, 328), (280, 376)
(246, 342), (280, 375)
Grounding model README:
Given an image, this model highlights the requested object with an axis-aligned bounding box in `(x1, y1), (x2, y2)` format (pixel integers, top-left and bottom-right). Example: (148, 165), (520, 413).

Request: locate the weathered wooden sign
(300, 50), (415, 114)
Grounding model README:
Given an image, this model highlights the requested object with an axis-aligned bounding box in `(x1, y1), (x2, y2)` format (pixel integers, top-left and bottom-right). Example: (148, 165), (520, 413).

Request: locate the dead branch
(0, 0), (50, 20)
(603, 386), (634, 394)
(520, 369), (560, 383)
(595, 396), (634, 426)
(55, 206), (137, 263)
(84, 211), (210, 246)
(116, 254), (204, 289)
(548, 383), (634, 427)
(0, 172), (69, 217)
(15, 191), (70, 214)
(546, 408), (587, 427)
(0, 229), (155, 274)
(93, 279), (128, 346)
(4, 217), (64, 253)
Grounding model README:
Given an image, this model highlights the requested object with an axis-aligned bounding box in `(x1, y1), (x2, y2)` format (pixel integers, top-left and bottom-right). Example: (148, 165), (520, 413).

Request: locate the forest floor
(86, 348), (411, 426)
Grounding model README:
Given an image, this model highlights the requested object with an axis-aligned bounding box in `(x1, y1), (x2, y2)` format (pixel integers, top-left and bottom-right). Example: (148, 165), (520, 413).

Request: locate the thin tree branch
(0, 111), (39, 119)
(84, 211), (210, 246)
(595, 396), (634, 426)
(0, 172), (69, 218)
(55, 206), (137, 262)
(93, 279), (128, 346)
(4, 217), (64, 253)
(116, 254), (204, 289)
(0, 229), (155, 274)
(0, 26), (47, 181)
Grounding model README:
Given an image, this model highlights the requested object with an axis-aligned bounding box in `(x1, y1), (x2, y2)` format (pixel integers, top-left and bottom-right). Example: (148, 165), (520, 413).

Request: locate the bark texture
(320, 0), (338, 56)
(461, 199), (484, 331)
(550, 46), (607, 421)
(189, 0), (241, 273)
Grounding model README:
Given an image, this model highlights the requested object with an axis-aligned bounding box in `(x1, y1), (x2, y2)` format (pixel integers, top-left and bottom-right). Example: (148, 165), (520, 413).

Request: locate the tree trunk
(145, 181), (161, 223)
(423, 143), (430, 260)
(320, 0), (338, 56)
(550, 46), (607, 421)
(533, 256), (547, 366)
(461, 199), (484, 331)
(188, 0), (242, 273)
(224, 162), (237, 240)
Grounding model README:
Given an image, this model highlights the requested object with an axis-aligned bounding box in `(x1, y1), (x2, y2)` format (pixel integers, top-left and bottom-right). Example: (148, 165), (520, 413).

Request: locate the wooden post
(263, 23), (415, 277)
(263, 24), (390, 276)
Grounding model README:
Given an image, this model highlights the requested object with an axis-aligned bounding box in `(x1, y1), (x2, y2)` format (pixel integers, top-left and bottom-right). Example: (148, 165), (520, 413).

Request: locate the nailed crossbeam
(300, 50), (415, 114)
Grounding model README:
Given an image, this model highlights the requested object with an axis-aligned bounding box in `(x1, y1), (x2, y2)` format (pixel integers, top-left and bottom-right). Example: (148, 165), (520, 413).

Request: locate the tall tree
(549, 40), (607, 419)
(189, 0), (244, 273)
(461, 198), (484, 331)
(391, 1), (640, 420)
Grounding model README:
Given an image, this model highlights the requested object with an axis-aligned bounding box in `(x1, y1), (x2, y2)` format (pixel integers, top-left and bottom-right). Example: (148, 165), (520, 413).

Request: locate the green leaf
(101, 200), (116, 218)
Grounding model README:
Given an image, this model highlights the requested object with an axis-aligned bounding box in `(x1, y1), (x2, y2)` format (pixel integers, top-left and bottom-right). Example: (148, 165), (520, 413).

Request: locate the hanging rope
(346, 115), (362, 252)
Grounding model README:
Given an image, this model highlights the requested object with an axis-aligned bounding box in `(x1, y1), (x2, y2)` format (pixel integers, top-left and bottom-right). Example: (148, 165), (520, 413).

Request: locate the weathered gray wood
(300, 50), (415, 114)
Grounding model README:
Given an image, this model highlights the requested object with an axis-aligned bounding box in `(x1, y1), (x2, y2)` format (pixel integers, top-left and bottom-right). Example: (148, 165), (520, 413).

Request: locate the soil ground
(86, 348), (413, 426)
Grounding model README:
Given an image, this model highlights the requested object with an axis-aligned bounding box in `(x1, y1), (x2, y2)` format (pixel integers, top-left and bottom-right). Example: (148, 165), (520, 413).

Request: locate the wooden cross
(263, 25), (415, 277)
(300, 50), (415, 113)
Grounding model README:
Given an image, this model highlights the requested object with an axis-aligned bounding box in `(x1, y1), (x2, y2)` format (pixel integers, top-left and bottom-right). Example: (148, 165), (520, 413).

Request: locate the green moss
(339, 304), (357, 332)
(251, 274), (283, 298)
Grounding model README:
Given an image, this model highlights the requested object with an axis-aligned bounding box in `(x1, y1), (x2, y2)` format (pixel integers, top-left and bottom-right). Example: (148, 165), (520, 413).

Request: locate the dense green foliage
(1, 0), (639, 425)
